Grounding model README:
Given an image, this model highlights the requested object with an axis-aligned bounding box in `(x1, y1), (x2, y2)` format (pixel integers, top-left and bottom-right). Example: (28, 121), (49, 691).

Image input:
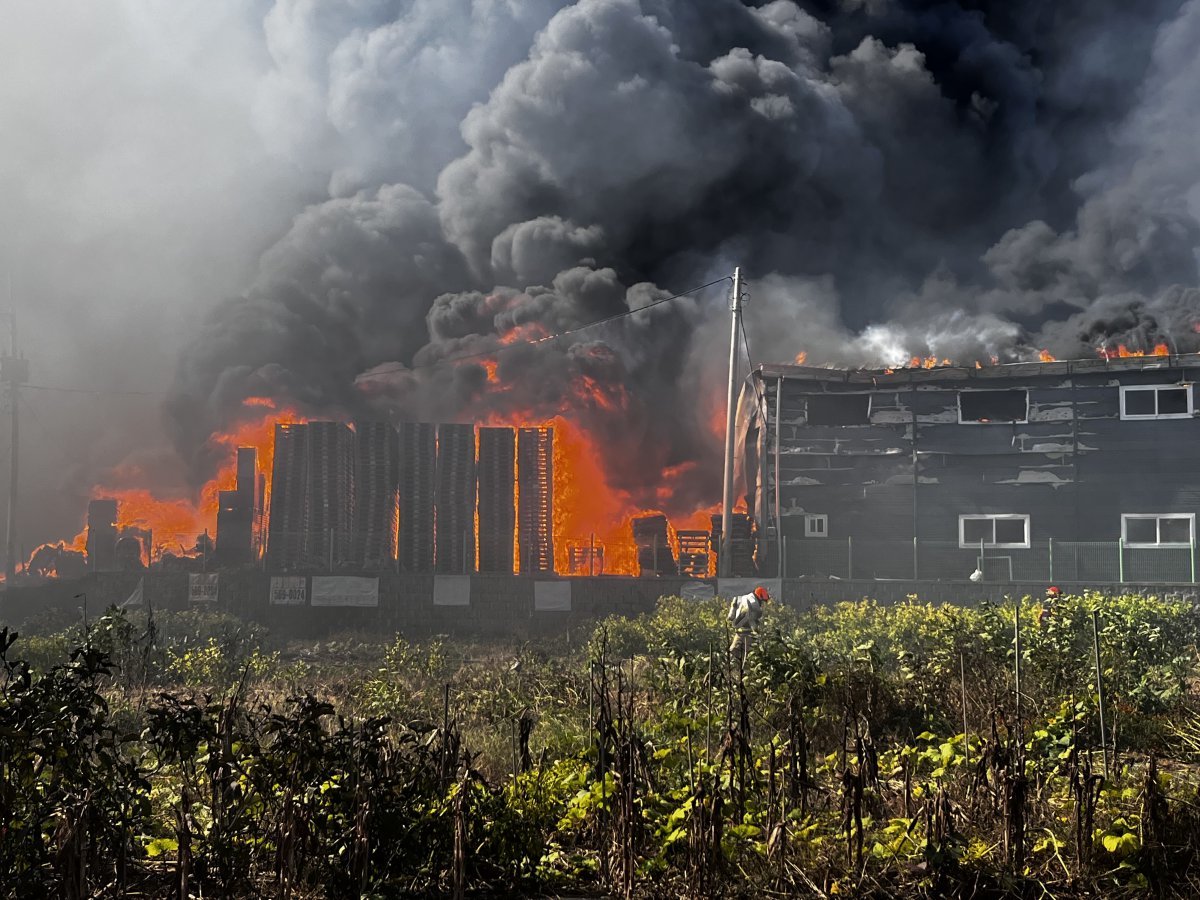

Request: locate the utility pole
(719, 267), (744, 578)
(3, 310), (28, 586)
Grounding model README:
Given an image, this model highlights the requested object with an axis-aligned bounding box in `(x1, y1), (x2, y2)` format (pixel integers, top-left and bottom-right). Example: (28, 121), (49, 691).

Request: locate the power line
(358, 275), (731, 380)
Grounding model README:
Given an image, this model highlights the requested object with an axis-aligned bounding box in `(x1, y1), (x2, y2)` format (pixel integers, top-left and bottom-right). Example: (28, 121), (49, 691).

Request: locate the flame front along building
(741, 353), (1200, 584)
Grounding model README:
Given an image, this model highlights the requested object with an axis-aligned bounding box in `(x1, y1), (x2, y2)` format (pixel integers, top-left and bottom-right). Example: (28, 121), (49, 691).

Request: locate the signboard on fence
(534, 580), (572, 612)
(716, 578), (782, 600)
(311, 576), (379, 608)
(269, 576), (308, 606)
(188, 573), (219, 604)
(433, 575), (471, 607)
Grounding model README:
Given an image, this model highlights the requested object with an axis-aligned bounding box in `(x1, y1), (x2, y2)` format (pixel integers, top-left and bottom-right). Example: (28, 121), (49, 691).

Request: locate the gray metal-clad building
(741, 354), (1200, 584)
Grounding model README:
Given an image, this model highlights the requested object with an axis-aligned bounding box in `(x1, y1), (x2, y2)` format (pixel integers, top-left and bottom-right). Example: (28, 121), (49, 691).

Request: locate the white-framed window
(1119, 384), (1193, 420)
(804, 514), (828, 538)
(958, 389), (1029, 424)
(958, 514), (1030, 548)
(1121, 513), (1195, 548)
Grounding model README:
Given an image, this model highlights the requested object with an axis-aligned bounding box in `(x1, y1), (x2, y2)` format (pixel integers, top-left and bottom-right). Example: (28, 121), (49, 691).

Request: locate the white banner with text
(311, 576), (379, 607)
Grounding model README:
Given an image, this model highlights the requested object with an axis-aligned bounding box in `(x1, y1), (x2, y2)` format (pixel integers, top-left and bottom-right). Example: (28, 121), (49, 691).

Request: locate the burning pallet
(517, 427), (554, 574)
(676, 530), (710, 578)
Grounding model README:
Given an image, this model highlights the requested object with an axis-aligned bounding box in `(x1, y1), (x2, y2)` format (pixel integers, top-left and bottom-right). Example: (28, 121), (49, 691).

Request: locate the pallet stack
(567, 542), (605, 575)
(266, 424), (308, 570)
(353, 422), (399, 569)
(303, 422), (355, 569)
(517, 427), (554, 574)
(676, 530), (711, 578)
(477, 427), (516, 574)
(710, 513), (756, 576)
(632, 514), (677, 577)
(398, 422), (436, 572)
(435, 423), (477, 573)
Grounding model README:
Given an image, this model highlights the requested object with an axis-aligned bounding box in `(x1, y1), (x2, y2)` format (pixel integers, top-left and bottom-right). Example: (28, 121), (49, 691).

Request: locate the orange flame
(1038, 350), (1056, 362)
(794, 351), (808, 365)
(1097, 343), (1170, 360)
(907, 355), (950, 369)
(34, 398), (305, 568)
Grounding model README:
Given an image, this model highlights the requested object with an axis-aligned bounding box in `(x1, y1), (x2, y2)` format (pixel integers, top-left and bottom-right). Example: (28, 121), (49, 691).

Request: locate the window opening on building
(1121, 513), (1194, 547)
(804, 514), (828, 538)
(1119, 385), (1193, 420)
(959, 514), (1030, 548)
(805, 393), (870, 426)
(958, 389), (1028, 423)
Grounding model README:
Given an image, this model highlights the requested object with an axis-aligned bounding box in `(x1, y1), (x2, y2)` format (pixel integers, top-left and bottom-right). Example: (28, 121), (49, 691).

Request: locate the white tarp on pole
(188, 573), (219, 604)
(433, 575), (472, 607)
(119, 577), (146, 609)
(269, 576), (308, 606)
(716, 577), (781, 600)
(534, 580), (572, 611)
(311, 575), (379, 607)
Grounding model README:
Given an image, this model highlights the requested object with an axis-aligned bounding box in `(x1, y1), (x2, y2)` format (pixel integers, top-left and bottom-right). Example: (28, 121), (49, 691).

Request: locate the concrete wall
(3, 573), (1196, 641)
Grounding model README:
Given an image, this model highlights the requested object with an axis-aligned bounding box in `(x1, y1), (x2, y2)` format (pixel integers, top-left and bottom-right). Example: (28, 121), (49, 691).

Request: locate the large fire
(1097, 343), (1170, 359)
(28, 398), (304, 571)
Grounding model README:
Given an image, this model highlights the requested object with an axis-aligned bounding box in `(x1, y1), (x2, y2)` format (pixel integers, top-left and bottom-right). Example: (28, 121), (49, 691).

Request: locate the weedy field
(3, 591), (1200, 898)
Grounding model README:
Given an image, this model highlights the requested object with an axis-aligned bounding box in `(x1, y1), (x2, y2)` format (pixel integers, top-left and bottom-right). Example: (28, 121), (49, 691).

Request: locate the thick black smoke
(166, 0), (1200, 517)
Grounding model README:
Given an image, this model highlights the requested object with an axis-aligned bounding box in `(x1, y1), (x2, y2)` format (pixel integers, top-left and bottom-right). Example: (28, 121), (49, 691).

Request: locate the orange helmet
(753, 585), (771, 602)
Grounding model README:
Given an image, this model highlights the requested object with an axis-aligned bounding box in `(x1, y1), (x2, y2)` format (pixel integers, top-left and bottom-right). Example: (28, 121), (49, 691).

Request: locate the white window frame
(958, 514), (1031, 549)
(957, 389), (1030, 424)
(1119, 384), (1194, 420)
(804, 514), (828, 538)
(1121, 513), (1195, 548)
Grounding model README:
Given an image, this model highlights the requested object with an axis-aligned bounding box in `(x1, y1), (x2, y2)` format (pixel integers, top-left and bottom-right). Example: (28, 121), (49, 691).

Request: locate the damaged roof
(756, 352), (1200, 386)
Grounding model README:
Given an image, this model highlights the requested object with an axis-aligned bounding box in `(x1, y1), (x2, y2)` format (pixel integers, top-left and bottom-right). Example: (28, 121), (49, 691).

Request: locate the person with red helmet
(727, 584), (773, 665)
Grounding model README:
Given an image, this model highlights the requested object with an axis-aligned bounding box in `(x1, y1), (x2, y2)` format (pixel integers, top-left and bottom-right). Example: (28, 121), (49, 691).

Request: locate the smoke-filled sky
(3, 0), (1200, 549)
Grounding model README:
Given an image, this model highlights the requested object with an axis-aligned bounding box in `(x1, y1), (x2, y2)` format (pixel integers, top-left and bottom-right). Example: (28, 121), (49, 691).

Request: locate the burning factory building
(740, 352), (1200, 584)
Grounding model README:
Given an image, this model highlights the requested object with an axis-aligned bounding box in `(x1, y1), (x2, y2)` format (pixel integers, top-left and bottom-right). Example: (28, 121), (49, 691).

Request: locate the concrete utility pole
(719, 267), (744, 578)
(3, 310), (28, 586)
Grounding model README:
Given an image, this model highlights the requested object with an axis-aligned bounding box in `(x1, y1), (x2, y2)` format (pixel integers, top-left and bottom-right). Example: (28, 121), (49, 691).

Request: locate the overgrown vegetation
(2, 591), (1200, 897)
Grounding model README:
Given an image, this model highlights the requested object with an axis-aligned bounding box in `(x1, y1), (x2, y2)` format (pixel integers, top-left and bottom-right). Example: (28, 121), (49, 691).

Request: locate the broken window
(1122, 514), (1194, 547)
(805, 393), (870, 425)
(958, 389), (1028, 423)
(958, 514), (1030, 548)
(1120, 385), (1193, 420)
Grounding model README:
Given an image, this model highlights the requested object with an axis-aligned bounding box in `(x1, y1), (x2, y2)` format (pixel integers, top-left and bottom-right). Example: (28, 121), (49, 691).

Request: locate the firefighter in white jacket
(728, 585), (772, 665)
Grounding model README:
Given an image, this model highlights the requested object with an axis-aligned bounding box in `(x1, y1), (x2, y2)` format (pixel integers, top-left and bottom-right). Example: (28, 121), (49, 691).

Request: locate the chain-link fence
(50, 529), (1200, 584)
